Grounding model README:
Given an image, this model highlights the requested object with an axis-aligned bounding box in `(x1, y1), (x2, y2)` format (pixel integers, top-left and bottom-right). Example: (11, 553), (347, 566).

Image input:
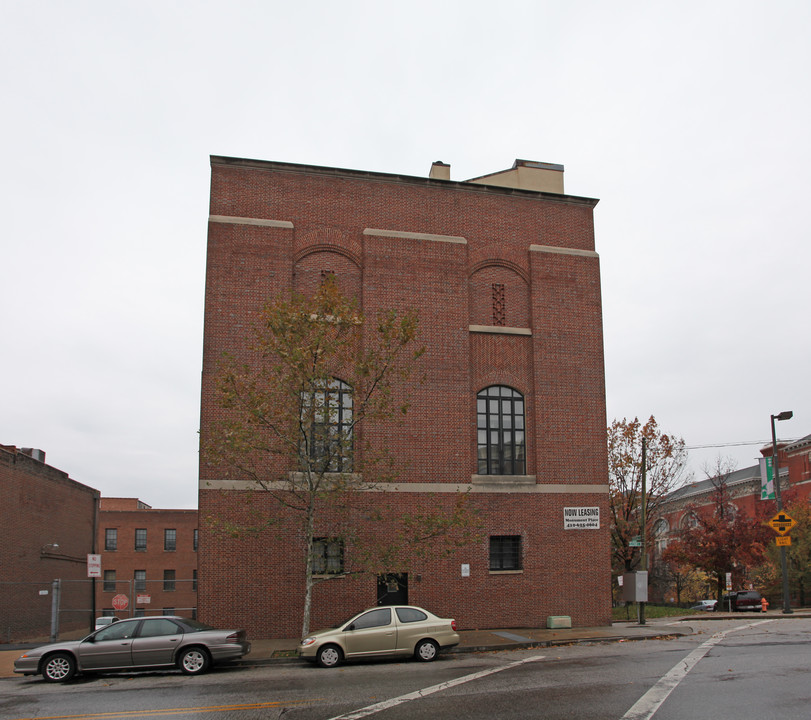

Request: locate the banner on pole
(759, 457), (776, 500)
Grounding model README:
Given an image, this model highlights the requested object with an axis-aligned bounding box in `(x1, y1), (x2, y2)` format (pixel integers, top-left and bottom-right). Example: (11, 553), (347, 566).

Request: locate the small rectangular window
(103, 570), (116, 592)
(312, 538), (344, 574)
(164, 529), (177, 552)
(192, 569), (198, 592)
(193, 528), (198, 552)
(163, 570), (176, 592)
(135, 529), (147, 551)
(134, 570), (146, 592)
(489, 535), (522, 571)
(105, 528), (118, 551)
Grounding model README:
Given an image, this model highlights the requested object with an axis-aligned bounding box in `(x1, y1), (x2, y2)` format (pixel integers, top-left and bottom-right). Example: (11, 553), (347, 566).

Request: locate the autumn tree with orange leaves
(608, 416), (689, 575)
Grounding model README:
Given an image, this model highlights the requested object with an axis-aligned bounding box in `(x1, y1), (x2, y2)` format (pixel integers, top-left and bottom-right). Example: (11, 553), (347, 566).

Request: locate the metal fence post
(50, 578), (61, 642)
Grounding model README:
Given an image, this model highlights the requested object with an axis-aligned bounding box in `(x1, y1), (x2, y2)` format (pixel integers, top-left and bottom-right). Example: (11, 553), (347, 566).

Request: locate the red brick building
(96, 498), (198, 619)
(0, 445), (99, 641)
(198, 157), (611, 638)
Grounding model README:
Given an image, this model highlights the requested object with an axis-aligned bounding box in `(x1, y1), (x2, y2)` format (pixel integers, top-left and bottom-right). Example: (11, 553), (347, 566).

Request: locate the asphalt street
(1, 617), (809, 720)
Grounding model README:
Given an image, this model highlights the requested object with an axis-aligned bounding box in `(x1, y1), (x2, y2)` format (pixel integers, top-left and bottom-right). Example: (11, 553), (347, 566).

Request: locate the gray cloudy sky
(2, 2), (809, 509)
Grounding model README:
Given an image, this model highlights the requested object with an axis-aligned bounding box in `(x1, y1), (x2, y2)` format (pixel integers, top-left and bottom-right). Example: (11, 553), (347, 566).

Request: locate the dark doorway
(377, 573), (408, 605)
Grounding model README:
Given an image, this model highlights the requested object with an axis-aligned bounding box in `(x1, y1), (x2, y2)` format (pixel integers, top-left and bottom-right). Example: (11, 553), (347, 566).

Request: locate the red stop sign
(111, 594), (129, 611)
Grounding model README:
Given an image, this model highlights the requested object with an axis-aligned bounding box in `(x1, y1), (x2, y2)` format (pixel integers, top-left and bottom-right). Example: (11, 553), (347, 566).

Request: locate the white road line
(621, 620), (774, 720)
(326, 654), (547, 720)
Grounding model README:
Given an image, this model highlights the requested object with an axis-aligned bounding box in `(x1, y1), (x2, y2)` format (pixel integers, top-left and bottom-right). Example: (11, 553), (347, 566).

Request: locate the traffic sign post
(770, 411), (794, 614)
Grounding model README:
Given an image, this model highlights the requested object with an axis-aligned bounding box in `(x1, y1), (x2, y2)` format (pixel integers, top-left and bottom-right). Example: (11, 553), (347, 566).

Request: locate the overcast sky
(2, 1), (809, 509)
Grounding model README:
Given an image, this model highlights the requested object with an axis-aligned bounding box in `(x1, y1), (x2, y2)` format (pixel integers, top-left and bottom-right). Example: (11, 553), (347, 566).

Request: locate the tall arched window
(477, 386), (526, 475)
(653, 518), (670, 555)
(301, 378), (353, 472)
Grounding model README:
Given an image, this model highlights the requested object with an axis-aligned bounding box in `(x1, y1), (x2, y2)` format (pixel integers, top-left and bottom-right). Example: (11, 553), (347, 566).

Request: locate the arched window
(653, 518), (670, 554)
(681, 512), (699, 529)
(301, 378), (353, 472)
(477, 386), (526, 475)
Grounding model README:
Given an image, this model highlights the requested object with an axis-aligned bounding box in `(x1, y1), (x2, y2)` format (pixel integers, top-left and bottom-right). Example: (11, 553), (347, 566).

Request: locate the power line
(685, 437), (803, 451)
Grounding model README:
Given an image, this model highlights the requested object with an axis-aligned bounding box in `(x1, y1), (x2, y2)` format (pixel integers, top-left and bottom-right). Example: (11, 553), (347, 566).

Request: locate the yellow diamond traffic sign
(768, 511), (796, 535)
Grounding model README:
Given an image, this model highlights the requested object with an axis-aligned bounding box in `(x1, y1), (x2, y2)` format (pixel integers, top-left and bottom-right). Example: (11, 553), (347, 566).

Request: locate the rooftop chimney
(429, 161), (451, 181)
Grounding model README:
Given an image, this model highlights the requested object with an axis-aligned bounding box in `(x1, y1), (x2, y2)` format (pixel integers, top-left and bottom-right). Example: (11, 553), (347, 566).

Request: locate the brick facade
(96, 498), (198, 618)
(0, 445), (99, 641)
(199, 157), (612, 638)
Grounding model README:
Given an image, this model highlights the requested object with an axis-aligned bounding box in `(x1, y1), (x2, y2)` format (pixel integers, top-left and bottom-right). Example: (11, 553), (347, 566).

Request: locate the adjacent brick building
(96, 498), (198, 619)
(0, 445), (99, 642)
(198, 157), (612, 638)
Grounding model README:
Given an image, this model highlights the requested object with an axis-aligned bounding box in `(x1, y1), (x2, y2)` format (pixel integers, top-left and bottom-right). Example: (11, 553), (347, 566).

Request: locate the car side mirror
(346, 624), (355, 631)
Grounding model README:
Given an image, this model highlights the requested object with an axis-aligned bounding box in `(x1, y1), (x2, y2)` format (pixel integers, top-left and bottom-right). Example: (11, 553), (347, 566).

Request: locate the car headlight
(300, 637), (316, 647)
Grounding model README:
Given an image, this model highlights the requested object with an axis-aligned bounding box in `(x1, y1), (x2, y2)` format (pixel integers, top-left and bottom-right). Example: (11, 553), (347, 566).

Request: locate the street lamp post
(770, 410), (793, 614)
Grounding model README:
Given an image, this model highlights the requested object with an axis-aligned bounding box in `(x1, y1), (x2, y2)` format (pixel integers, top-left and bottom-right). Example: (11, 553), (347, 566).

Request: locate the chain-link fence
(1, 578), (197, 643)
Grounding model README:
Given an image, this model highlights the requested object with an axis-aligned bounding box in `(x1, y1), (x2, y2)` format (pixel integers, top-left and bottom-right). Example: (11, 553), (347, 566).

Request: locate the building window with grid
(192, 569), (197, 591)
(477, 386), (526, 475)
(135, 528), (147, 551)
(311, 538), (344, 575)
(103, 570), (116, 592)
(193, 528), (198, 552)
(105, 528), (118, 551)
(301, 378), (353, 472)
(164, 529), (177, 551)
(134, 570), (146, 592)
(489, 535), (522, 571)
(163, 570), (176, 592)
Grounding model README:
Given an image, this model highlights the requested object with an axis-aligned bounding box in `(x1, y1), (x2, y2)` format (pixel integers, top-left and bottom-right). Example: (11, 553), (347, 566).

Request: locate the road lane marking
(6, 698), (319, 720)
(621, 620), (774, 720)
(326, 654), (547, 720)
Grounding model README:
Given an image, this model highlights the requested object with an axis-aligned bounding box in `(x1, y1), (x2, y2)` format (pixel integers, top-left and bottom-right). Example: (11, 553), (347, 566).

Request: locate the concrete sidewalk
(0, 621), (686, 679)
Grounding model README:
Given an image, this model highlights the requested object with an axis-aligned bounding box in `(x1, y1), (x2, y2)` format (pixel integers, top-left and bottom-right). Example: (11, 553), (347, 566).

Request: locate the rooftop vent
(429, 161), (451, 181)
(21, 448), (46, 463)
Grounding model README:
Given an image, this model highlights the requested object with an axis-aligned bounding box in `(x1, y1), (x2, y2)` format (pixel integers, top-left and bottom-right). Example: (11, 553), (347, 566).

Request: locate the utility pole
(639, 437), (647, 625)
(771, 411), (794, 614)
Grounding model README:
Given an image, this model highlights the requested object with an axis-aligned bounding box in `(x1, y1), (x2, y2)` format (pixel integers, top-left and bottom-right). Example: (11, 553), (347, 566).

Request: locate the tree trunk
(301, 498), (316, 639)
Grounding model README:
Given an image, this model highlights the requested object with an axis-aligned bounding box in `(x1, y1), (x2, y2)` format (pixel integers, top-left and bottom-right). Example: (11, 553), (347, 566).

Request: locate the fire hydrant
(761, 597), (769, 613)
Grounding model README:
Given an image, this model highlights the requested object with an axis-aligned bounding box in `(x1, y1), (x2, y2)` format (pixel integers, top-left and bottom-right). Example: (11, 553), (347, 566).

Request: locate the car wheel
(42, 653), (76, 683)
(414, 639), (439, 662)
(316, 644), (343, 668)
(178, 647), (211, 675)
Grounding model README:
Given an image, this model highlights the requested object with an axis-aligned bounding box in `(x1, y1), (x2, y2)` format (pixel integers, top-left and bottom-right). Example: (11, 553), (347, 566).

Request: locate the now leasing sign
(564, 507), (600, 529)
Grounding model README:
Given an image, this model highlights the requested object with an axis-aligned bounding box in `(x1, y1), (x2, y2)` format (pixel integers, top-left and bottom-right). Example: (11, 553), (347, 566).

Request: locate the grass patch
(612, 604), (694, 622)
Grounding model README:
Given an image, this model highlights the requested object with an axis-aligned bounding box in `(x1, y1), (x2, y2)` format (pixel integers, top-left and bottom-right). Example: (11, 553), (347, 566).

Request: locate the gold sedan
(299, 606), (459, 668)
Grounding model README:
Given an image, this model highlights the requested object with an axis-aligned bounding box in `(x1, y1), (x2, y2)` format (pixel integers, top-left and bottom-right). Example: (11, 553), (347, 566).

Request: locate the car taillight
(451, 620), (457, 631)
(226, 632), (241, 641)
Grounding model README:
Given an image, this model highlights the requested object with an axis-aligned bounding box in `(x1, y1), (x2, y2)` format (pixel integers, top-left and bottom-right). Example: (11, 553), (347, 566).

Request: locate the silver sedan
(14, 616), (250, 682)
